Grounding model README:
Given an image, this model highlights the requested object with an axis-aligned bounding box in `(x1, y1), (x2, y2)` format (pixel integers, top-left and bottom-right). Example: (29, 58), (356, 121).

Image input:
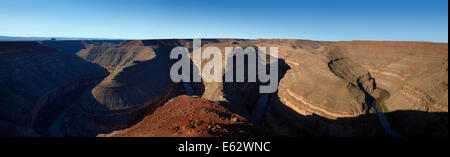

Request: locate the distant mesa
(119, 40), (144, 46)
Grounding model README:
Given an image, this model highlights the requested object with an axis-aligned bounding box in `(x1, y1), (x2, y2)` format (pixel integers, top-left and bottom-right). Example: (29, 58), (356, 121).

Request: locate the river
(372, 100), (400, 137)
(183, 83), (194, 96)
(252, 93), (270, 123)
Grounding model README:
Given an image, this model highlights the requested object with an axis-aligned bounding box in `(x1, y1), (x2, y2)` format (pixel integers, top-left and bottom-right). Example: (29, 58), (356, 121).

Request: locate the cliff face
(246, 40), (369, 121)
(257, 40), (447, 136)
(0, 39), (447, 137)
(63, 41), (179, 136)
(0, 42), (108, 136)
(117, 39), (446, 137)
(330, 41), (448, 113)
(326, 46), (377, 114)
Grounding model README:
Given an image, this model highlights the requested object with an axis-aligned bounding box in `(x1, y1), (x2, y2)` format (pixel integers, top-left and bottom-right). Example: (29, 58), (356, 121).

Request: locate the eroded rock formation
(63, 41), (178, 136)
(258, 40), (447, 136)
(99, 95), (263, 137)
(0, 39), (447, 137)
(0, 42), (108, 136)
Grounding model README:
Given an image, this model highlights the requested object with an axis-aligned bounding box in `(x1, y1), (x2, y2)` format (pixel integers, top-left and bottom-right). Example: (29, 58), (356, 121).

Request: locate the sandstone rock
(260, 40), (448, 136)
(63, 41), (176, 136)
(0, 39), (447, 137)
(99, 95), (264, 137)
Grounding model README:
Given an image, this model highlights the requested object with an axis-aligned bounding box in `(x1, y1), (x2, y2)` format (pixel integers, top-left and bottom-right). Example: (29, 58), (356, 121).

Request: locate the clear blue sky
(0, 0), (448, 42)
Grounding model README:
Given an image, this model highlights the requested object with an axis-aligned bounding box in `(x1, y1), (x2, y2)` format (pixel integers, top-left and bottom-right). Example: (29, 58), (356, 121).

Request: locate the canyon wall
(0, 39), (447, 137)
(63, 40), (180, 136)
(0, 42), (108, 136)
(256, 40), (447, 136)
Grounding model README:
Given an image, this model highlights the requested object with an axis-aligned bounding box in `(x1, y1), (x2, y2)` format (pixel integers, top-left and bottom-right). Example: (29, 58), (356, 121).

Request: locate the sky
(0, 0), (448, 42)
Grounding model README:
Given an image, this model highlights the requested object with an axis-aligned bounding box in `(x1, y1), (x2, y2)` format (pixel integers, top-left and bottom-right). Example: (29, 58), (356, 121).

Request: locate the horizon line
(0, 35), (448, 43)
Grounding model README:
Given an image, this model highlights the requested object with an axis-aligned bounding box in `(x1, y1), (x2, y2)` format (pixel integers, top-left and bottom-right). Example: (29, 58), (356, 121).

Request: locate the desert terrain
(0, 39), (447, 137)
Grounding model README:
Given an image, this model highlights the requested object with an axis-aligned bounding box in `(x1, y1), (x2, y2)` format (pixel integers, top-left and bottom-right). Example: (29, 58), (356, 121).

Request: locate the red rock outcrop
(99, 95), (262, 137)
(1, 39), (447, 137)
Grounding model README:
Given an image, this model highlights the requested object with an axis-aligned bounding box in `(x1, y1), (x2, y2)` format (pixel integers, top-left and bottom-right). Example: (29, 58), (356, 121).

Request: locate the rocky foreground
(99, 95), (263, 137)
(0, 39), (447, 137)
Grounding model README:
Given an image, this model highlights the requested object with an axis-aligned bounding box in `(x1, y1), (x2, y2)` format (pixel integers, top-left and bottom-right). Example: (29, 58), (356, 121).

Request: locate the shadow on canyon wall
(61, 44), (180, 136)
(218, 45), (447, 137)
(42, 40), (123, 55)
(266, 95), (448, 137)
(1, 40), (447, 137)
(224, 48), (291, 119)
(265, 84), (448, 137)
(135, 42), (449, 137)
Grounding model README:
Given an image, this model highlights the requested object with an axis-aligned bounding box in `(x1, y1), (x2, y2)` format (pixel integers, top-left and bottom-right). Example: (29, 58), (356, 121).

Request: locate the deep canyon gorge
(0, 39), (447, 137)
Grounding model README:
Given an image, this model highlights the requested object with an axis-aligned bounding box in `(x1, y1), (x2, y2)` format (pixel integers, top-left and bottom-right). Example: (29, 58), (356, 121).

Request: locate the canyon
(0, 39), (447, 137)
